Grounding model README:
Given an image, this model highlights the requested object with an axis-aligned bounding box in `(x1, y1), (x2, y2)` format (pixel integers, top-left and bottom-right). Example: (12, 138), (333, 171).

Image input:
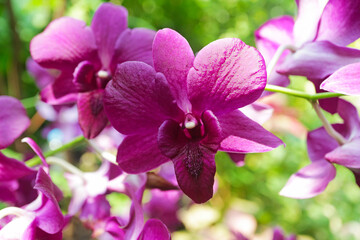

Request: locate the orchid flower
(0, 139), (64, 240)
(255, 0), (360, 113)
(280, 100), (360, 198)
(104, 28), (283, 203)
(30, 3), (155, 138)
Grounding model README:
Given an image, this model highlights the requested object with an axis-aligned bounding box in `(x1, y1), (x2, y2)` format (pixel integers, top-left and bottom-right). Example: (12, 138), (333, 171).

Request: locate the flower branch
(311, 101), (347, 145)
(26, 136), (86, 167)
(264, 84), (344, 100)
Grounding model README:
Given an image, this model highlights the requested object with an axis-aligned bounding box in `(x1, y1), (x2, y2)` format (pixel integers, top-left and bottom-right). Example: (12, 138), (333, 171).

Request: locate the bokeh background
(1, 0), (360, 239)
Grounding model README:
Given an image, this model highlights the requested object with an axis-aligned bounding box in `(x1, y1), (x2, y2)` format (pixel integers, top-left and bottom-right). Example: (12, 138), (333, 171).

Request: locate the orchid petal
(255, 16), (293, 90)
(33, 168), (64, 234)
(227, 153), (246, 167)
(316, 0), (360, 46)
(336, 100), (360, 137)
(114, 28), (156, 68)
(116, 133), (169, 173)
(138, 219), (171, 240)
(91, 3), (128, 68)
(26, 58), (55, 89)
(21, 137), (47, 167)
(0, 152), (35, 181)
(40, 71), (78, 105)
(218, 110), (283, 153)
(188, 38), (266, 116)
(77, 90), (108, 139)
(307, 126), (341, 162)
(280, 160), (336, 199)
(321, 62), (360, 95)
(153, 28), (194, 111)
(240, 103), (273, 125)
(104, 61), (182, 135)
(312, 79), (340, 114)
(73, 61), (97, 92)
(158, 111), (221, 203)
(326, 138), (360, 168)
(0, 96), (30, 149)
(293, 0), (327, 46)
(30, 17), (98, 70)
(277, 41), (360, 80)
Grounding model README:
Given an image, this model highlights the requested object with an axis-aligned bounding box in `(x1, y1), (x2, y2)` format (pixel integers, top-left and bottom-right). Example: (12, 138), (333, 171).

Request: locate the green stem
(26, 136), (86, 167)
(264, 84), (344, 100)
(21, 95), (39, 109)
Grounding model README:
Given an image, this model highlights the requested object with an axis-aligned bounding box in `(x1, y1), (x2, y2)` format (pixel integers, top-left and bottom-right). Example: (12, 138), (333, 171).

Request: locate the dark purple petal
(26, 58), (55, 89)
(40, 71), (78, 105)
(326, 138), (360, 168)
(158, 111), (221, 203)
(0, 152), (35, 181)
(77, 90), (108, 139)
(187, 38), (266, 116)
(73, 61), (97, 92)
(279, 160), (336, 199)
(307, 126), (340, 162)
(321, 62), (360, 95)
(153, 28), (194, 111)
(218, 110), (283, 153)
(316, 0), (360, 46)
(277, 41), (360, 80)
(116, 133), (170, 173)
(227, 153), (246, 167)
(30, 17), (98, 70)
(113, 28), (156, 68)
(272, 227), (285, 240)
(104, 61), (182, 135)
(293, 0), (327, 46)
(91, 3), (127, 69)
(33, 168), (64, 234)
(0, 96), (30, 149)
(138, 219), (171, 240)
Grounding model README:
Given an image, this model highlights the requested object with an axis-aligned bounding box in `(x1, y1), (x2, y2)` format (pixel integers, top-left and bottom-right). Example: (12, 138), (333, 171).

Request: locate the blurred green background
(1, 0), (359, 239)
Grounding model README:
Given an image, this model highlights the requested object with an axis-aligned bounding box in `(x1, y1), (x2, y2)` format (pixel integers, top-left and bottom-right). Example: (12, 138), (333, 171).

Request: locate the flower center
(183, 113), (205, 140)
(184, 113), (198, 129)
(96, 70), (112, 89)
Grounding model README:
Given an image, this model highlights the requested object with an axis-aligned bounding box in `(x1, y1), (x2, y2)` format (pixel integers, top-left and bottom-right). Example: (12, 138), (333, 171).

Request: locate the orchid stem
(87, 140), (118, 165)
(266, 44), (297, 78)
(311, 101), (347, 145)
(264, 84), (344, 100)
(26, 136), (86, 167)
(47, 156), (85, 178)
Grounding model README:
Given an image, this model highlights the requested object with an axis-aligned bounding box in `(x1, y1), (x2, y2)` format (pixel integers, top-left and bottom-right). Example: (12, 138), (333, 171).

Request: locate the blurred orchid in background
(30, 3), (155, 138)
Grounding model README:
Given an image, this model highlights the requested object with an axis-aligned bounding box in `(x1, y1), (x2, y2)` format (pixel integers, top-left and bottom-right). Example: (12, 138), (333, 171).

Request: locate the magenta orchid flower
(0, 167), (64, 240)
(30, 3), (155, 139)
(0, 138), (64, 240)
(280, 100), (360, 198)
(255, 0), (360, 113)
(104, 28), (283, 203)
